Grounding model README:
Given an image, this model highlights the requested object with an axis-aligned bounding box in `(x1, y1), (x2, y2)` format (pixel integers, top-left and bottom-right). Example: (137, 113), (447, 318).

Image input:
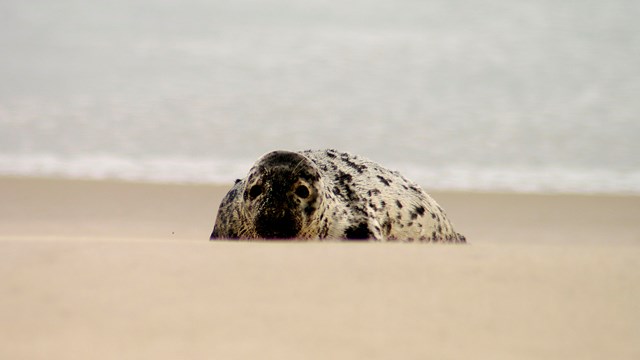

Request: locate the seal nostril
(295, 185), (310, 199)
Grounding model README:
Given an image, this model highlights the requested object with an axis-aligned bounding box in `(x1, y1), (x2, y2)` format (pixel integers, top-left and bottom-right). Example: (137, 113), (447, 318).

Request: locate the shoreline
(1, 176), (638, 244)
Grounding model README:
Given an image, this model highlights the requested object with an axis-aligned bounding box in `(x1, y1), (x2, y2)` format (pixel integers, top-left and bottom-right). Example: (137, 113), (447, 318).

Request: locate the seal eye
(249, 185), (263, 198)
(295, 185), (310, 199)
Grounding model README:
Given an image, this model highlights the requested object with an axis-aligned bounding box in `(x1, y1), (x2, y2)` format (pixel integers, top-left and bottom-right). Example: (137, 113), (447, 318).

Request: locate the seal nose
(255, 213), (300, 239)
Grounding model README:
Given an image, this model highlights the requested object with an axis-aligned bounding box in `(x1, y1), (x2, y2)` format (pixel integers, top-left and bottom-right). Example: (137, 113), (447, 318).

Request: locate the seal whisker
(291, 158), (308, 175)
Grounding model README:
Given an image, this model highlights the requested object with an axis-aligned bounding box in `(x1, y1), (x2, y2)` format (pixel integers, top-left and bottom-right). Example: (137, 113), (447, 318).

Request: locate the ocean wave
(0, 154), (252, 184)
(1, 154), (639, 195)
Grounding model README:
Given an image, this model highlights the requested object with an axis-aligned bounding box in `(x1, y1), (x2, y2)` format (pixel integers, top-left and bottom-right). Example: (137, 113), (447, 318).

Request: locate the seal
(210, 149), (466, 242)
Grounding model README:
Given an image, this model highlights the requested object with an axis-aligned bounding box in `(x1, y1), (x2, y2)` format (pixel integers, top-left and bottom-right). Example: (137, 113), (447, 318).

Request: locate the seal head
(243, 151), (322, 239)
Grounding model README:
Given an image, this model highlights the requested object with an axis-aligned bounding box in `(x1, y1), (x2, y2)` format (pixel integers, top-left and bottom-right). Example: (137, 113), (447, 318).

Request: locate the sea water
(1, 0), (639, 193)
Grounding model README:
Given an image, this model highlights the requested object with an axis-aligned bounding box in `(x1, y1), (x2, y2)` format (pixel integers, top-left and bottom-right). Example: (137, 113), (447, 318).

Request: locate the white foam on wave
(0, 154), (253, 184)
(1, 154), (639, 194)
(396, 164), (640, 194)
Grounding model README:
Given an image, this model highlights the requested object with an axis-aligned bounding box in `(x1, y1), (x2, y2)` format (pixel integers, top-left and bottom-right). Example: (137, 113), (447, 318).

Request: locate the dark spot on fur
(336, 171), (353, 184)
(304, 205), (316, 216)
(396, 200), (403, 208)
(319, 227), (328, 238)
(340, 153), (366, 173)
(354, 205), (368, 216)
(334, 171), (358, 202)
(325, 150), (337, 158)
(376, 175), (391, 186)
(343, 183), (357, 201)
(345, 223), (371, 240)
(380, 200), (386, 208)
(431, 212), (436, 219)
(415, 206), (425, 216)
(367, 189), (381, 197)
(234, 179), (241, 184)
(382, 220), (392, 234)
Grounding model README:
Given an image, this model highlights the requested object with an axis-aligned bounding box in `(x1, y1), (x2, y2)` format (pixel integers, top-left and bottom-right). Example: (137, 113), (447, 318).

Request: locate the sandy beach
(1, 177), (639, 359)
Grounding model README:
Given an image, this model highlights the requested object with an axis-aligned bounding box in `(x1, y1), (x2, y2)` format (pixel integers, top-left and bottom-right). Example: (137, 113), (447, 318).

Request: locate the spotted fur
(210, 149), (466, 242)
